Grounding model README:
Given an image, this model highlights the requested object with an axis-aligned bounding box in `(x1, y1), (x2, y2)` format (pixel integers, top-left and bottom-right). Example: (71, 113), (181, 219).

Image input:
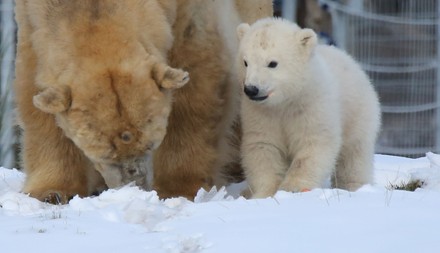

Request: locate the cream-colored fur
(15, 0), (189, 203)
(14, 0), (273, 203)
(237, 18), (381, 198)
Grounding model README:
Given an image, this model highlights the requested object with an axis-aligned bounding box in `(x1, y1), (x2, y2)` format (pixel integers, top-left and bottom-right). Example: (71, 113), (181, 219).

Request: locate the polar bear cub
(237, 18), (381, 198)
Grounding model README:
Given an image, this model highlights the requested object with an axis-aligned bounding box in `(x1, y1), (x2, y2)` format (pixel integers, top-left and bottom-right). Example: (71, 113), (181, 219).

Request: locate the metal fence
(282, 0), (440, 158)
(325, 0), (439, 157)
(0, 0), (16, 168)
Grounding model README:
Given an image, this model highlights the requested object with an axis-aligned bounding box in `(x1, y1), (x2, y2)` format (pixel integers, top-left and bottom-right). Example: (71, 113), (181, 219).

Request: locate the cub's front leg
(278, 140), (340, 193)
(242, 140), (288, 199)
(241, 112), (289, 199)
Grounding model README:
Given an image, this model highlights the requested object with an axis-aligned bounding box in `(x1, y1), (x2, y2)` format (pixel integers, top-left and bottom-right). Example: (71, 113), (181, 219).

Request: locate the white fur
(237, 18), (381, 198)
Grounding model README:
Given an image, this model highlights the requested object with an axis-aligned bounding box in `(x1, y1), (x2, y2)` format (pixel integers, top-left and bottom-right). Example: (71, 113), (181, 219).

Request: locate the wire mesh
(325, 0), (439, 157)
(0, 0), (17, 168)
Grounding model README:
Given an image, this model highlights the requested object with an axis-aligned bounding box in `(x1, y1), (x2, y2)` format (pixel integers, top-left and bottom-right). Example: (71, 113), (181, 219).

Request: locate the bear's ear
(152, 62), (189, 90)
(33, 86), (71, 114)
(237, 23), (250, 41)
(296, 28), (317, 48)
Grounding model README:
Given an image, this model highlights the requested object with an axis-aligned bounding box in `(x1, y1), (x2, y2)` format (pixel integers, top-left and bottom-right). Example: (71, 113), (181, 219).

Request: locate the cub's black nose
(244, 85), (268, 101)
(244, 85), (259, 98)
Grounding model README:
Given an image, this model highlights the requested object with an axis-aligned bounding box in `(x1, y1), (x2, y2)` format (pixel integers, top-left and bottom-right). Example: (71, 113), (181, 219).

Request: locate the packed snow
(1, 153), (440, 253)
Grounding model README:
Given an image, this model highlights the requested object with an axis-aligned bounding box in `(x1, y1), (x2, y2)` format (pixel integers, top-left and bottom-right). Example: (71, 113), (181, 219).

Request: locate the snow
(1, 154), (440, 253)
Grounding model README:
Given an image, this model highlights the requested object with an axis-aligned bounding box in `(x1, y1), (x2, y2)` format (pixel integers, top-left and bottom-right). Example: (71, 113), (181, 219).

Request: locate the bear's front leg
(21, 119), (100, 204)
(242, 140), (288, 199)
(153, 134), (217, 200)
(278, 142), (339, 193)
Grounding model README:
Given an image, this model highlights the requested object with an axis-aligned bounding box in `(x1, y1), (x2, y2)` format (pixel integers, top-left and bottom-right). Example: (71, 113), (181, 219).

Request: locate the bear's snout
(244, 85), (259, 97)
(244, 85), (268, 101)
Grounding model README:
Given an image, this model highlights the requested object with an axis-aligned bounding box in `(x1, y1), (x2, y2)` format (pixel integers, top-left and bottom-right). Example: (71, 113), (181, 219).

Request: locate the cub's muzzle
(244, 85), (268, 101)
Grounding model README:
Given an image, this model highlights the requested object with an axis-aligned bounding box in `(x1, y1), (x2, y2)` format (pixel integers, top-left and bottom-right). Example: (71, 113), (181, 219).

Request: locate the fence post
(281, 0), (297, 21)
(437, 1), (440, 155)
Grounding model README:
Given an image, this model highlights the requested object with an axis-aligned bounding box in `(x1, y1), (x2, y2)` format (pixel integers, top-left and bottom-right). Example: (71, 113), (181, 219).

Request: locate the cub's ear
(296, 28), (317, 48)
(152, 62), (189, 90)
(237, 23), (250, 41)
(33, 86), (71, 114)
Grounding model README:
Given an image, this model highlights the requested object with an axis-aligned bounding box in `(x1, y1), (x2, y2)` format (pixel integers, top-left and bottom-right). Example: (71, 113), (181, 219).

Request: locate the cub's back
(316, 45), (381, 137)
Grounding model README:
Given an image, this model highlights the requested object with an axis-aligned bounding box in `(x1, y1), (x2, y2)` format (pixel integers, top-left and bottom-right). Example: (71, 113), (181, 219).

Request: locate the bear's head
(33, 56), (188, 189)
(29, 1), (188, 189)
(237, 18), (318, 106)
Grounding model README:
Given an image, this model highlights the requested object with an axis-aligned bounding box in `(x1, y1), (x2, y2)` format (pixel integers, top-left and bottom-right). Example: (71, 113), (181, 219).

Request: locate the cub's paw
(241, 184), (279, 199)
(240, 187), (253, 199)
(333, 182), (365, 192)
(278, 178), (318, 193)
(243, 187), (276, 199)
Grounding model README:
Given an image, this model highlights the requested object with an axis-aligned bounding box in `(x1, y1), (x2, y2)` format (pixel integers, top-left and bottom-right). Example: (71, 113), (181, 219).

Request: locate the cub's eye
(268, 61), (278, 68)
(244, 60), (248, 67)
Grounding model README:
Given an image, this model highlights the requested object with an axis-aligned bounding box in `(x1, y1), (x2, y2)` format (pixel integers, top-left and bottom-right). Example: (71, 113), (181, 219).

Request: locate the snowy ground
(1, 154), (440, 253)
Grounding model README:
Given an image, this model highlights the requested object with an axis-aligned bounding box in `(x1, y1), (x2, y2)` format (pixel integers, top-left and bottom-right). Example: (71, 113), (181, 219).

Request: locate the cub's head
(237, 18), (318, 106)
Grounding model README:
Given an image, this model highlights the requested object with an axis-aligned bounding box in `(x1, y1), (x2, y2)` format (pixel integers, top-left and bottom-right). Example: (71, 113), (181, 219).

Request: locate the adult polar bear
(14, 0), (273, 203)
(152, 0), (273, 200)
(237, 18), (381, 198)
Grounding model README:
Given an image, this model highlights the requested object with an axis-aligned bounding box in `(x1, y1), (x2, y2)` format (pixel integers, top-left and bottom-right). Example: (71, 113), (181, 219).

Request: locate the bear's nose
(244, 85), (259, 98)
(244, 85), (268, 101)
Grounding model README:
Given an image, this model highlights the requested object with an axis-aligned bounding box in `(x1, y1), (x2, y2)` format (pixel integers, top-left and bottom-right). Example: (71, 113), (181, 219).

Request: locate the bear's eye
(244, 60), (248, 67)
(268, 61), (278, 68)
